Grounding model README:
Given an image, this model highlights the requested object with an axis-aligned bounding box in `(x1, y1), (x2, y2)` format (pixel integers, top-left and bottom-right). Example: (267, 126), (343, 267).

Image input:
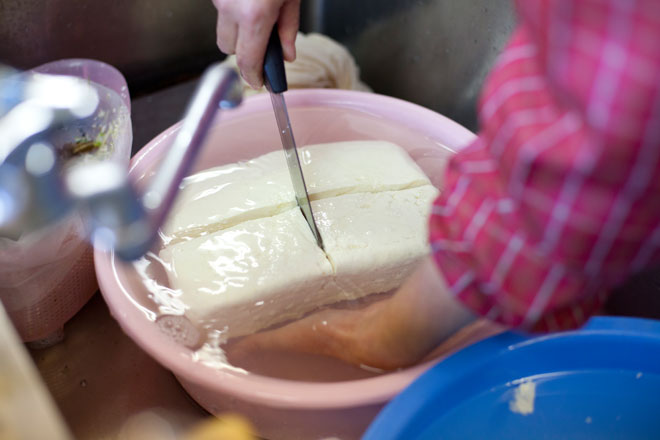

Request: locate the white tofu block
(160, 209), (336, 337)
(160, 185), (439, 337)
(162, 140), (429, 241)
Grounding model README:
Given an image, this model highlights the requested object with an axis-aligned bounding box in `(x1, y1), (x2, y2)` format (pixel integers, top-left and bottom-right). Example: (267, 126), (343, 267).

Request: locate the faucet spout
(0, 63), (243, 260)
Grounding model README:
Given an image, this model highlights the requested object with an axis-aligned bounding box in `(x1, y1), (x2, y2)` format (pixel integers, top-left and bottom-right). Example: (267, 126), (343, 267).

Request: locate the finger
(278, 0), (301, 62)
(215, 13), (238, 55)
(234, 6), (279, 88)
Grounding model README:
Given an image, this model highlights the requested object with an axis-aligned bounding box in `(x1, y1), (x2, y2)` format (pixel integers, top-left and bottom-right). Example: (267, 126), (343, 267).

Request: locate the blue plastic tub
(364, 317), (660, 440)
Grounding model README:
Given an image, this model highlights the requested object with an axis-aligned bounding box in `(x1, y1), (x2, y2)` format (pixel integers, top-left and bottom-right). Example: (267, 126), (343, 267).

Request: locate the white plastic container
(0, 59), (132, 344)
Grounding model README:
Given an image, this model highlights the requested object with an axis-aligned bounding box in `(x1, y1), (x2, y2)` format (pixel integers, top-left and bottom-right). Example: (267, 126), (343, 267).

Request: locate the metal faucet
(0, 63), (242, 260)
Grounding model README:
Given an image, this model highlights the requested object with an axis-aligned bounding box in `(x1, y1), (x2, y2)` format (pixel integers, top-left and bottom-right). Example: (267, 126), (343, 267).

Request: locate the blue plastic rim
(363, 316), (660, 440)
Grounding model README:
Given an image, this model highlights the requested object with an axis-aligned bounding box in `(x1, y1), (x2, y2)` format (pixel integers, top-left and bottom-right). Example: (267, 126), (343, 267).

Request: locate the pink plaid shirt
(429, 0), (660, 332)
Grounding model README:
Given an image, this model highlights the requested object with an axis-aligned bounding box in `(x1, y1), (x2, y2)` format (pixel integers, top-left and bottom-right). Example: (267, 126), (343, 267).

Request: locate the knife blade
(263, 28), (324, 250)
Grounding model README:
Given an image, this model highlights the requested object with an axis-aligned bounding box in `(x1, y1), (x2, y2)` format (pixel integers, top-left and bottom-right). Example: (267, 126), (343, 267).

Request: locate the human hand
(211, 0), (301, 88)
(232, 257), (483, 370)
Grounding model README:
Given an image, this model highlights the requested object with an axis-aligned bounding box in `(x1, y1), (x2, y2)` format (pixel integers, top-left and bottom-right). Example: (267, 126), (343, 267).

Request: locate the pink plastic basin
(95, 89), (489, 440)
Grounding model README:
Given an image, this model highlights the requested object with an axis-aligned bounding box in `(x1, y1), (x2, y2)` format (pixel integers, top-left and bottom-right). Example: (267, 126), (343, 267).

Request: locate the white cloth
(221, 33), (371, 95)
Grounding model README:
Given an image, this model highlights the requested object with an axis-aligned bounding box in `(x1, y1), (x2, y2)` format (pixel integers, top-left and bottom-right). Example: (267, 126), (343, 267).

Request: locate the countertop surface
(29, 294), (208, 440)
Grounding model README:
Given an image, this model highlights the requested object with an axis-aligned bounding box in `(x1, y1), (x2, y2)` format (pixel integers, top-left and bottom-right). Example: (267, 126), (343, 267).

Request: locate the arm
(430, 0), (660, 331)
(211, 0), (301, 88)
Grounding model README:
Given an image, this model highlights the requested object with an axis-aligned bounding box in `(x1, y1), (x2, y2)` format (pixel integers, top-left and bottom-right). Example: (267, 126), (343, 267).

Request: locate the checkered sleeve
(429, 0), (660, 331)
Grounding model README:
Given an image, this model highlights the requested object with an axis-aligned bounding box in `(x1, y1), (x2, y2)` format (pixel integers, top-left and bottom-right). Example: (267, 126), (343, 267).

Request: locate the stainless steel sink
(1, 0), (515, 130)
(301, 0), (516, 131)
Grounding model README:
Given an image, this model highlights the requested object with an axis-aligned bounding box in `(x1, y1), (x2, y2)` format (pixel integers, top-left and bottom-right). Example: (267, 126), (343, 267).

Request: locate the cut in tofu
(162, 140), (429, 242)
(160, 186), (438, 338)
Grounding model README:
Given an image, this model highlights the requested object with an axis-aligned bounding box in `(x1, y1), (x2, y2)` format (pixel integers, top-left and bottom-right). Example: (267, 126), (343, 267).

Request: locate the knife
(263, 28), (324, 250)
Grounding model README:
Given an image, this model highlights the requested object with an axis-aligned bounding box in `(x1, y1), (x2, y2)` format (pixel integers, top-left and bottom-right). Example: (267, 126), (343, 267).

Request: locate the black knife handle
(263, 27), (288, 93)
